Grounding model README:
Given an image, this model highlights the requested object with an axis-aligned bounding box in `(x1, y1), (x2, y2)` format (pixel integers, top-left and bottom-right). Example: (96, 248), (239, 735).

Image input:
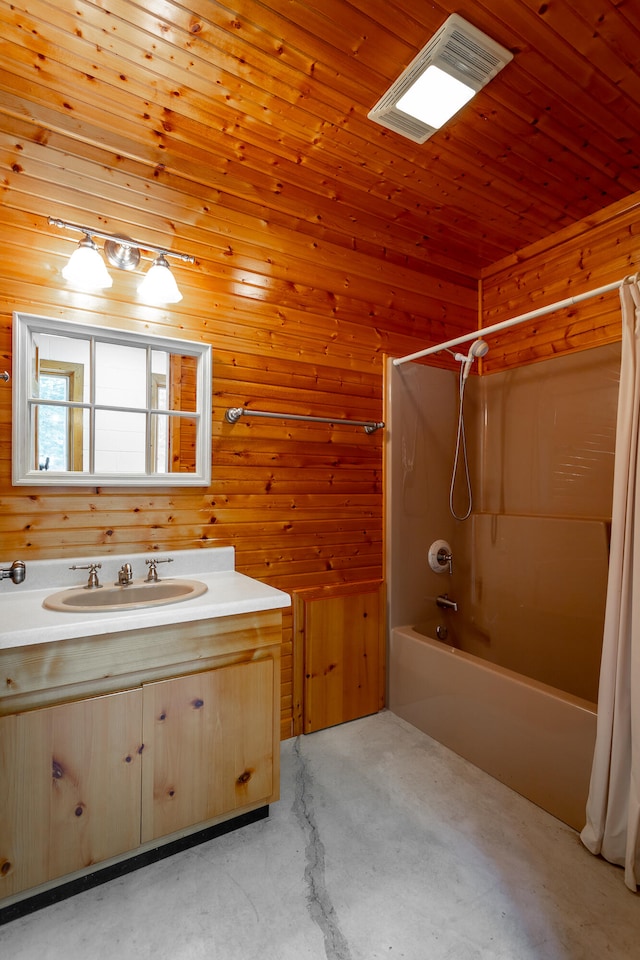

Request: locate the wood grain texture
(2, 1), (640, 735)
(295, 580), (385, 734)
(141, 660), (276, 842)
(480, 193), (640, 372)
(0, 611), (282, 711)
(2, 0), (639, 274)
(0, 689), (142, 896)
(1, 614), (280, 903)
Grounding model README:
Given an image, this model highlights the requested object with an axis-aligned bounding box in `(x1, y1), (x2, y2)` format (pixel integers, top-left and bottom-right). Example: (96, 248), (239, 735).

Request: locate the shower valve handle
(428, 540), (453, 575)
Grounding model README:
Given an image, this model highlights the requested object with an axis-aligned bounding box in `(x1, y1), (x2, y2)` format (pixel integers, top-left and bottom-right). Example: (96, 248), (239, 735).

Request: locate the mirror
(12, 312), (212, 486)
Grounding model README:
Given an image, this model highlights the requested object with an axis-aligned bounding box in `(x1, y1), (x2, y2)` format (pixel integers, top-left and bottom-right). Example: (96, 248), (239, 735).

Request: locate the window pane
(33, 334), (90, 401)
(37, 375), (68, 471)
(150, 413), (168, 473)
(94, 410), (147, 473)
(95, 342), (147, 408)
(167, 354), (198, 412)
(168, 416), (198, 473)
(33, 403), (89, 473)
(36, 407), (67, 473)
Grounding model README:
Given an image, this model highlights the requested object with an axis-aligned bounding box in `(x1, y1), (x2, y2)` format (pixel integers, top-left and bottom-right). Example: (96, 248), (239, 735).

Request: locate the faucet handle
(145, 556), (173, 582)
(428, 540), (453, 575)
(70, 562), (102, 589)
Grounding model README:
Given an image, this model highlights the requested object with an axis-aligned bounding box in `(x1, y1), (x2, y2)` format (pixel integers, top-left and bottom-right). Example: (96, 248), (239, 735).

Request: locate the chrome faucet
(0, 560), (26, 585)
(436, 594), (458, 612)
(145, 557), (173, 582)
(117, 562), (133, 586)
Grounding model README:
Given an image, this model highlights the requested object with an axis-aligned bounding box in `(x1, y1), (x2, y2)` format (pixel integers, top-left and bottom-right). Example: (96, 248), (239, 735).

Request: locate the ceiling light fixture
(48, 216), (195, 304)
(368, 13), (513, 144)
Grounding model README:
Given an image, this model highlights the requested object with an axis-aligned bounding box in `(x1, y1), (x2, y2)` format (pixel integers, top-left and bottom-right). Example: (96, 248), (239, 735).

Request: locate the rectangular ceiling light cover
(368, 14), (513, 144)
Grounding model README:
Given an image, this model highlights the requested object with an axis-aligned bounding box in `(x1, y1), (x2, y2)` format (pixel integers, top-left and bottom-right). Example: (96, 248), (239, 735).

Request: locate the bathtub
(389, 623), (597, 831)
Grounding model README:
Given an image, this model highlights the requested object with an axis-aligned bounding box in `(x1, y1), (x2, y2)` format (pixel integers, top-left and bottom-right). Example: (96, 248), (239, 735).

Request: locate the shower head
(455, 338), (490, 381)
(469, 338), (489, 359)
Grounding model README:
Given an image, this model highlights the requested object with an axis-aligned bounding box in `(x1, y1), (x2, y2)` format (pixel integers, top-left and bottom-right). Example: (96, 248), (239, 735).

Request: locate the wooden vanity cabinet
(0, 689), (142, 898)
(141, 658), (275, 841)
(0, 610), (281, 906)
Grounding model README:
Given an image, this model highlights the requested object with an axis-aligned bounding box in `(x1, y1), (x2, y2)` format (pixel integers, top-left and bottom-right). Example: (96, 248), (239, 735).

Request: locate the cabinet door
(296, 582), (385, 733)
(0, 689), (142, 898)
(141, 659), (274, 842)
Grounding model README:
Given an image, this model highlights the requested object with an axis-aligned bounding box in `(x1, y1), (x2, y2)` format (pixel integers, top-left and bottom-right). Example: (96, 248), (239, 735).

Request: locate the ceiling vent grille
(368, 14), (513, 144)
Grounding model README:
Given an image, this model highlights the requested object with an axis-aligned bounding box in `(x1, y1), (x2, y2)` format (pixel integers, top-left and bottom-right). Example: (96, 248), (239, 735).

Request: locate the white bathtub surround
(0, 547), (290, 648)
(0, 711), (637, 958)
(581, 278), (640, 893)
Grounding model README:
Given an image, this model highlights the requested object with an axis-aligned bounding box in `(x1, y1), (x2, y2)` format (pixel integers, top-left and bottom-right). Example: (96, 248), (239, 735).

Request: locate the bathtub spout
(436, 594), (458, 612)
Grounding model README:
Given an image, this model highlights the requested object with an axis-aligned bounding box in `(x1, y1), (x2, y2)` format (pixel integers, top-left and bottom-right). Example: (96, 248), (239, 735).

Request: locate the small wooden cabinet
(0, 610), (281, 907)
(293, 581), (385, 734)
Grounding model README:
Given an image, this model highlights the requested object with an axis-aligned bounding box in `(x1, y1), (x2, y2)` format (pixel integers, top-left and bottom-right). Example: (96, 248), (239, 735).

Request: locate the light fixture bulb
(61, 234), (113, 290)
(138, 254), (183, 305)
(396, 64), (475, 129)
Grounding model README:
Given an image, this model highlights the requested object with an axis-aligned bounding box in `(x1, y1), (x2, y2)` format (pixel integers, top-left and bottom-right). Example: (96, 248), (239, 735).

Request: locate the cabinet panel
(295, 581), (385, 734)
(141, 660), (275, 843)
(0, 689), (142, 897)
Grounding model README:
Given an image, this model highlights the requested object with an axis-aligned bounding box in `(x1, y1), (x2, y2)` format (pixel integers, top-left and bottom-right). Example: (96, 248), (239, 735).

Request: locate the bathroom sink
(43, 578), (208, 613)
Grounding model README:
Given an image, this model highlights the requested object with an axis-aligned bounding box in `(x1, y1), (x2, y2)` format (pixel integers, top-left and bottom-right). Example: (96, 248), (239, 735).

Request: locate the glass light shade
(138, 255), (183, 305)
(396, 64), (475, 129)
(61, 235), (113, 290)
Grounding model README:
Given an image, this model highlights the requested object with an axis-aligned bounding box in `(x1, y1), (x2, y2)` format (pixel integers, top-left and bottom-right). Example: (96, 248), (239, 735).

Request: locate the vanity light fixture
(62, 233), (113, 291)
(48, 216), (194, 304)
(137, 253), (183, 304)
(368, 13), (513, 144)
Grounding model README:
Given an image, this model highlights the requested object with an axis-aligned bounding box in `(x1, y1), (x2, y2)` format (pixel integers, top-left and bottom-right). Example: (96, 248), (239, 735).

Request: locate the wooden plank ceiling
(1, 0), (640, 288)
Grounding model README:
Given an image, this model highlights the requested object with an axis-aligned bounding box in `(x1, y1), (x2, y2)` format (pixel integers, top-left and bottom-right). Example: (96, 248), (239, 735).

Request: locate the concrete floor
(1, 709), (638, 959)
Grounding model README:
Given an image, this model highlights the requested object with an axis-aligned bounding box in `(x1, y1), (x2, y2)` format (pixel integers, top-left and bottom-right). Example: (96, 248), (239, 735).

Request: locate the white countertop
(0, 547), (290, 650)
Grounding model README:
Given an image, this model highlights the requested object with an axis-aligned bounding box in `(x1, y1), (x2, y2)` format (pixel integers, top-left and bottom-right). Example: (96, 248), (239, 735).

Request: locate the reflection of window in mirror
(13, 312), (212, 486)
(151, 371), (168, 472)
(36, 360), (84, 471)
(169, 354), (198, 472)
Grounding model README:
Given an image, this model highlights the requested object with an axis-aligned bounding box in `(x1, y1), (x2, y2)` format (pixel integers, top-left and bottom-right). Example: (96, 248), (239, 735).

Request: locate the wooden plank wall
(480, 191), (640, 372)
(2, 76), (639, 739)
(0, 127), (476, 740)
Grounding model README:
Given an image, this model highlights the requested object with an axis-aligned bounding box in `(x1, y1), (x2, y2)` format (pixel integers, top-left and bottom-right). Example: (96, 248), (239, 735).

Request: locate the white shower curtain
(581, 278), (640, 891)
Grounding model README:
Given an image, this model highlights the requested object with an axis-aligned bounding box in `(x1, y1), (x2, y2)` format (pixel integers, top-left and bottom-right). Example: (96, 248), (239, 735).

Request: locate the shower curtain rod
(225, 407), (385, 433)
(392, 272), (639, 366)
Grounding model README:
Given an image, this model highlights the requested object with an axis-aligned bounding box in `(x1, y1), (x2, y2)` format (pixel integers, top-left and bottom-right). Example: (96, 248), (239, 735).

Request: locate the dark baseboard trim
(0, 805), (269, 927)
